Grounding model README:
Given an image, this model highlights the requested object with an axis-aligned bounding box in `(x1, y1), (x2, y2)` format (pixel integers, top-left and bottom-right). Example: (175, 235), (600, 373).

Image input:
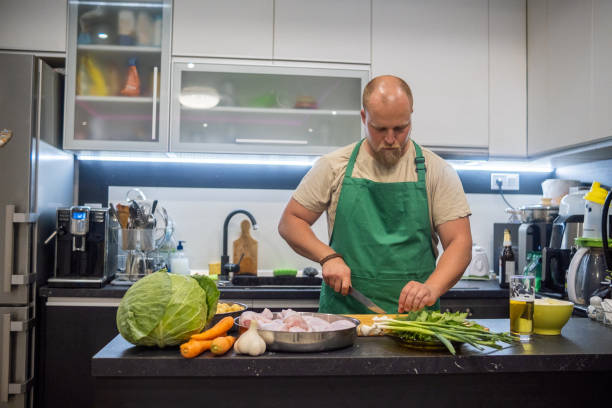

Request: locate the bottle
(170, 241), (190, 275)
(499, 229), (515, 288)
(120, 58), (141, 97)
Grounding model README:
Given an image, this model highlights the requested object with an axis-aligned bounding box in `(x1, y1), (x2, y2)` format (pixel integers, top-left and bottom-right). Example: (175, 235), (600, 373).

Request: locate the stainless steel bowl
(519, 204), (559, 223)
(234, 312), (359, 352)
(205, 301), (248, 330)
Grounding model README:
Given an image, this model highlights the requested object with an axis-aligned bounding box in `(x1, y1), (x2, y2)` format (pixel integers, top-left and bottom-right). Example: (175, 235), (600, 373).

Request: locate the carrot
(180, 339), (213, 359)
(210, 336), (236, 356)
(190, 316), (235, 340)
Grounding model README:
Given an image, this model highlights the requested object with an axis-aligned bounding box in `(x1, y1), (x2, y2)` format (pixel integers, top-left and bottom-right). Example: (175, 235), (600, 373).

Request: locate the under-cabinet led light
(235, 139), (308, 145)
(76, 154), (552, 173)
(77, 153), (317, 166)
(449, 161), (553, 173)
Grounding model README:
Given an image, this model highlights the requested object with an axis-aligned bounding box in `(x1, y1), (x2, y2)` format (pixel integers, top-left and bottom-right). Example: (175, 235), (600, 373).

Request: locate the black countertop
(92, 318), (611, 378)
(40, 278), (508, 299)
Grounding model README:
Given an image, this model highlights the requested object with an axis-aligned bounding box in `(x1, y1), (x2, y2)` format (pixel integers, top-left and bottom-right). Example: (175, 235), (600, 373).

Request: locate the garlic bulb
(234, 320), (266, 356)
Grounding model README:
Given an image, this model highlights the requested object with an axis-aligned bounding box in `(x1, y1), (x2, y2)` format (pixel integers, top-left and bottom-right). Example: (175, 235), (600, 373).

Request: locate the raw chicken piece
(260, 308), (274, 320)
(259, 320), (285, 331)
(283, 313), (310, 331)
(328, 319), (357, 330)
(289, 326), (307, 332)
(279, 309), (299, 319)
(303, 316), (332, 332)
(239, 311), (260, 328)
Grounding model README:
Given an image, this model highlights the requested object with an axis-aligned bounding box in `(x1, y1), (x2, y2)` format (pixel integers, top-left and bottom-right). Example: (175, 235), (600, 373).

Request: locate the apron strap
(413, 140), (426, 183)
(346, 139), (426, 183)
(345, 139), (364, 178)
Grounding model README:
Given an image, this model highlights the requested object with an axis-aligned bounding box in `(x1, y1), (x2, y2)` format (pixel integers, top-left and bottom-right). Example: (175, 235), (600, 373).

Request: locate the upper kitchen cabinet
(0, 0), (67, 52)
(592, 0), (612, 141)
(274, 0), (371, 64)
(63, 0), (172, 151)
(488, 0), (527, 158)
(528, 0), (611, 156)
(172, 0), (273, 59)
(527, 0), (593, 156)
(169, 59), (368, 154)
(371, 0), (489, 152)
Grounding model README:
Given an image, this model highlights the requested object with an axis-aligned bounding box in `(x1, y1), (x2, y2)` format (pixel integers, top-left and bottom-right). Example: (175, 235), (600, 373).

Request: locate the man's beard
(372, 146), (402, 167)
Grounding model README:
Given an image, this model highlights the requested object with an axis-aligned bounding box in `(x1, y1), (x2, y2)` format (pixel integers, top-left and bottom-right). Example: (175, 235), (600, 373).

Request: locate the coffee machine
(47, 206), (118, 287)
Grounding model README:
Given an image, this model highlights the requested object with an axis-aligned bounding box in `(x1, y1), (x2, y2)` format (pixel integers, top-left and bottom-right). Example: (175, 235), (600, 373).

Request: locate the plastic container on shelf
(170, 241), (190, 275)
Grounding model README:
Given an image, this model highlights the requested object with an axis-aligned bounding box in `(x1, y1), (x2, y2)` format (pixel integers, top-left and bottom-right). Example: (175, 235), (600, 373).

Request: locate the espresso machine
(47, 206), (118, 287)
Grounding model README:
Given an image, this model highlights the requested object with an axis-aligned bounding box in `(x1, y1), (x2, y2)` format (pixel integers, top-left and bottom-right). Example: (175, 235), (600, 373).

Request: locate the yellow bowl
(533, 298), (574, 335)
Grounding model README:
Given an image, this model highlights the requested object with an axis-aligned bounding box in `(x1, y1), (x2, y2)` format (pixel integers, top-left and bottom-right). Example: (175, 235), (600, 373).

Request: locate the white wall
(109, 186), (541, 275)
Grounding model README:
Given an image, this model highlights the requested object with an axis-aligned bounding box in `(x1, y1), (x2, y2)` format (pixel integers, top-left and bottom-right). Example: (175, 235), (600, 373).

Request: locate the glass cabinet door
(64, 0), (171, 151)
(170, 60), (369, 155)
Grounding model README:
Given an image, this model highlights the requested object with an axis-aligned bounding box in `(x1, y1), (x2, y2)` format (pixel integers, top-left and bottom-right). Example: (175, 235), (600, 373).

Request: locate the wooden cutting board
(233, 219), (258, 275)
(343, 314), (402, 336)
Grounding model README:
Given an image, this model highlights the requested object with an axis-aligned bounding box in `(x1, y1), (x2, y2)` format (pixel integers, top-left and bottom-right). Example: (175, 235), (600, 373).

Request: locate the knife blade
(349, 287), (386, 314)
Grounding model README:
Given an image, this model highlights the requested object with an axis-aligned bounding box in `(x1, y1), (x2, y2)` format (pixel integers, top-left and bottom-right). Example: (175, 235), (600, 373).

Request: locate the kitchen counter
(91, 318), (611, 407)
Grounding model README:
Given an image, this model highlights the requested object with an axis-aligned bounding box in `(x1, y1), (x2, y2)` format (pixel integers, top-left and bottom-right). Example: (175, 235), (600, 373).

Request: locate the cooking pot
(518, 204), (559, 223)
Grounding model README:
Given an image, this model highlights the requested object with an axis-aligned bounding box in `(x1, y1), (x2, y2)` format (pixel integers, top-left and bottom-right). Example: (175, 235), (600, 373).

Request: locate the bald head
(362, 75), (413, 111)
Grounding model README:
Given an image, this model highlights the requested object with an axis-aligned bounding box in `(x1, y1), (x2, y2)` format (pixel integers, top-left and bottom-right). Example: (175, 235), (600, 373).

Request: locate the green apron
(318, 139), (438, 314)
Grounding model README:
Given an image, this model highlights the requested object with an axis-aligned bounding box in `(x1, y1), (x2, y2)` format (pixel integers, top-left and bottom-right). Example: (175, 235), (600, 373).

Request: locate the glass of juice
(509, 275), (535, 342)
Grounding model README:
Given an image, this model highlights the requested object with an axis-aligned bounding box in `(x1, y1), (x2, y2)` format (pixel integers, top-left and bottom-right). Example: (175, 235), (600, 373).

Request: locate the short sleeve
(430, 164), (472, 227)
(292, 156), (335, 214)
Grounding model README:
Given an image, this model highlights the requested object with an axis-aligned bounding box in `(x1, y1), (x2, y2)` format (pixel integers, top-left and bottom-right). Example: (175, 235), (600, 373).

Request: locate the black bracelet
(318, 253), (343, 266)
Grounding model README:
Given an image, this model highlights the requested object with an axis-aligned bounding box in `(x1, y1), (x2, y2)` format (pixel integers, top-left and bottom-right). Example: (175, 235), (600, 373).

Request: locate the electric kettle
(567, 183), (612, 305)
(463, 245), (490, 278)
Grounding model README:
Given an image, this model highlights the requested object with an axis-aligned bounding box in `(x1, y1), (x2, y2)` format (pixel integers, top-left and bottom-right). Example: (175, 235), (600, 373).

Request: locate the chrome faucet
(221, 209), (258, 278)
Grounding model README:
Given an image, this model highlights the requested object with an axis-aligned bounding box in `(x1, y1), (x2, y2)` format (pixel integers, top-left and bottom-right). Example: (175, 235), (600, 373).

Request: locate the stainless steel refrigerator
(0, 54), (74, 408)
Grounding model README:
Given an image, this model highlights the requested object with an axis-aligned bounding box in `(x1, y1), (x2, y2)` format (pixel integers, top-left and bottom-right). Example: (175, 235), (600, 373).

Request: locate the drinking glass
(509, 275), (535, 342)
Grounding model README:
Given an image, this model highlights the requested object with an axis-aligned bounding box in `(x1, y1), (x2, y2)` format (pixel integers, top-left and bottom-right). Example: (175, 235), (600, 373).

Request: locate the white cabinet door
(527, 0), (594, 156)
(592, 0), (612, 140)
(488, 0), (527, 158)
(372, 0), (489, 149)
(0, 0), (66, 52)
(274, 0), (370, 63)
(172, 0), (273, 59)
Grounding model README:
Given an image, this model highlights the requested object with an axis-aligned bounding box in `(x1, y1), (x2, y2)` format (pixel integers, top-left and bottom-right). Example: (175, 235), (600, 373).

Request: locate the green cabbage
(116, 271), (218, 348)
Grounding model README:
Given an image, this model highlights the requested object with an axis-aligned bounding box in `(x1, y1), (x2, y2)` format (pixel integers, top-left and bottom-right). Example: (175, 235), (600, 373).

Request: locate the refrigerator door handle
(3, 205), (39, 293)
(0, 313), (34, 402)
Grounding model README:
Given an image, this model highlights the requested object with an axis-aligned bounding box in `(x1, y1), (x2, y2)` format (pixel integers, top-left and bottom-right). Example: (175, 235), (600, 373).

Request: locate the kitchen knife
(349, 287), (386, 314)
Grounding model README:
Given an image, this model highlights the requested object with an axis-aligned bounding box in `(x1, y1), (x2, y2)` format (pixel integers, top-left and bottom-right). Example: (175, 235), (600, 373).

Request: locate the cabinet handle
(1, 313), (9, 402)
(151, 66), (158, 141)
(3, 206), (14, 294)
(3, 205), (39, 293)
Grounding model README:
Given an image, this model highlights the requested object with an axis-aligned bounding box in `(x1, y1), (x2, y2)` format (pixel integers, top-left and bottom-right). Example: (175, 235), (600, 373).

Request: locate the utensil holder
(121, 228), (155, 251)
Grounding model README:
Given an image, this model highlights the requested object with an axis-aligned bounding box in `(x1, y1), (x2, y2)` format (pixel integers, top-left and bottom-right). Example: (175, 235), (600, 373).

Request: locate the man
(278, 75), (472, 314)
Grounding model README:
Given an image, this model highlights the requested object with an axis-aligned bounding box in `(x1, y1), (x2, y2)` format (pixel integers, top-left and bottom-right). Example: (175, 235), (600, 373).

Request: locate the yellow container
(533, 298), (574, 335)
(208, 261), (221, 276)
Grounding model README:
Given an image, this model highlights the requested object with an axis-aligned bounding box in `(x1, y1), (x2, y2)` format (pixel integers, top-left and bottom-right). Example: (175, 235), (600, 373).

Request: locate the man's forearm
(278, 215), (334, 263)
(424, 238), (472, 299)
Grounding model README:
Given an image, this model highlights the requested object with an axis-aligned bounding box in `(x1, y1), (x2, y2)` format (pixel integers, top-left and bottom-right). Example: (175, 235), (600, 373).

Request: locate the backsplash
(108, 186), (541, 274)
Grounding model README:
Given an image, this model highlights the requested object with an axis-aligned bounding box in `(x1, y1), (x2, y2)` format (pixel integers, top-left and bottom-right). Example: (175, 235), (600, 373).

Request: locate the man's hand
(322, 257), (352, 296)
(398, 281), (439, 312)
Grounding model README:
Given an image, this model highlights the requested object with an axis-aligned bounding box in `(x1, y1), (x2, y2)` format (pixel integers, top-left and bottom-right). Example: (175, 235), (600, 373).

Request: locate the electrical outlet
(491, 173), (520, 191)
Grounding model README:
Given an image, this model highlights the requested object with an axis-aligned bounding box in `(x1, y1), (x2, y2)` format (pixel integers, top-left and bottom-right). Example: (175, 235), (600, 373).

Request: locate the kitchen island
(92, 318), (611, 407)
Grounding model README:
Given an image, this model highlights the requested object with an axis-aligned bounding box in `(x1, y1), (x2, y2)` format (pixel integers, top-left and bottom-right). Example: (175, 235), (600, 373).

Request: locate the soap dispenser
(170, 241), (190, 275)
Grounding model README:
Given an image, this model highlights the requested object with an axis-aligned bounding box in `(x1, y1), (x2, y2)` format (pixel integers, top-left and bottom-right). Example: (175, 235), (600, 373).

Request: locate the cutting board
(343, 314), (402, 336)
(233, 219), (258, 275)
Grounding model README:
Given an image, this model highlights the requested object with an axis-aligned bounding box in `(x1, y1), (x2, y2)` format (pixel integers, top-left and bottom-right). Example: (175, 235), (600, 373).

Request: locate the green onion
(376, 310), (517, 355)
